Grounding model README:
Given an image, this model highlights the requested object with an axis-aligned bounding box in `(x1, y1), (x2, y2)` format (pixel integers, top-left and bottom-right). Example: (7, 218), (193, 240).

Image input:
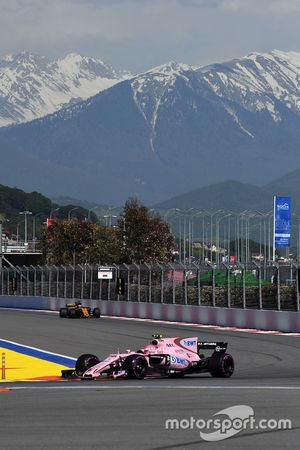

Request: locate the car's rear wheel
(75, 354), (101, 377)
(209, 353), (234, 378)
(59, 308), (67, 318)
(68, 308), (77, 319)
(124, 355), (148, 379)
(93, 308), (101, 318)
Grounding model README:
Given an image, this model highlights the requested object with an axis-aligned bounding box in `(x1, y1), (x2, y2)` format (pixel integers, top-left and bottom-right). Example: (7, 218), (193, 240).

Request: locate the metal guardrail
(0, 262), (299, 312)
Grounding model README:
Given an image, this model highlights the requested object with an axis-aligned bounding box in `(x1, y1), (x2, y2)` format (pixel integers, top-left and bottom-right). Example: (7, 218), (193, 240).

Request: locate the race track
(0, 309), (300, 449)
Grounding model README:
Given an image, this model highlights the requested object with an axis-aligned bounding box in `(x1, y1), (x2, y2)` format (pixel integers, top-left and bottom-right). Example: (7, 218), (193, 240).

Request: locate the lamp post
(163, 208), (181, 239)
(207, 209), (224, 262)
(188, 209), (205, 262)
(50, 207), (60, 219)
(103, 207), (118, 226)
(33, 213), (44, 251)
(68, 207), (79, 220)
(172, 209), (187, 263)
(236, 210), (250, 263)
(19, 210), (32, 246)
(216, 213), (232, 264)
(103, 214), (117, 226)
(16, 222), (21, 246)
(87, 206), (98, 222)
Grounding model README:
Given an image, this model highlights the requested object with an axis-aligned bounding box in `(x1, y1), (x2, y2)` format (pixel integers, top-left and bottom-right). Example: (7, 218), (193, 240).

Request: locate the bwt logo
(170, 356), (187, 365)
(183, 340), (196, 347)
(277, 203), (289, 210)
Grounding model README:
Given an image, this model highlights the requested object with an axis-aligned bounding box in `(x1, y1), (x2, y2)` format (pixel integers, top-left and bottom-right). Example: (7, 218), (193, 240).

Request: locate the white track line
(3, 385), (300, 391)
(0, 338), (76, 360)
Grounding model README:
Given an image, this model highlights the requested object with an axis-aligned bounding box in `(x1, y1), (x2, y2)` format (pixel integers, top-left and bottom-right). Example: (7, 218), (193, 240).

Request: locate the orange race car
(59, 301), (101, 319)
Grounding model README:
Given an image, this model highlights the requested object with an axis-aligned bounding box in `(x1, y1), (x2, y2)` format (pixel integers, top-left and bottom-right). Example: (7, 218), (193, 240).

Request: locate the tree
(89, 222), (122, 264)
(41, 219), (121, 265)
(119, 198), (174, 264)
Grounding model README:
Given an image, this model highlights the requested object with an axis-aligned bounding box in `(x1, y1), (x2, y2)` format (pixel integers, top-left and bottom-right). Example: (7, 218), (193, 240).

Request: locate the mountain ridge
(1, 49), (300, 204)
(0, 51), (130, 127)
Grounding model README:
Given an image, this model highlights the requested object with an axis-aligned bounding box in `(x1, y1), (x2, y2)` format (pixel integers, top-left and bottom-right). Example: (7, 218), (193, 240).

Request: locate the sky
(1, 0), (300, 73)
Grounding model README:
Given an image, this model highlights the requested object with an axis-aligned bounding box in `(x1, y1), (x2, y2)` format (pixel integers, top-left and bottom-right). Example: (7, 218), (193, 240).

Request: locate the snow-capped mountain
(130, 50), (300, 145)
(1, 49), (300, 205)
(199, 50), (300, 126)
(0, 52), (129, 127)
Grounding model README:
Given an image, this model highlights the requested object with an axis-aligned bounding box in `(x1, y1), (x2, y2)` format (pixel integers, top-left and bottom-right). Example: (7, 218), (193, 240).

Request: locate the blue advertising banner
(274, 196), (291, 248)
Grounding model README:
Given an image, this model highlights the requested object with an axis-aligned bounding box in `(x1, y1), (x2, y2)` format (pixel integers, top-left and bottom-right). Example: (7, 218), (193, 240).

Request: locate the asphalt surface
(1, 309), (300, 449)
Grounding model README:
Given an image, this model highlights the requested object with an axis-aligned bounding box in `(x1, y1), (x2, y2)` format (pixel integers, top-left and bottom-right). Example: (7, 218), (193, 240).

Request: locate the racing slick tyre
(68, 308), (77, 319)
(124, 355), (148, 379)
(59, 308), (68, 318)
(209, 353), (234, 378)
(75, 354), (101, 377)
(93, 308), (101, 318)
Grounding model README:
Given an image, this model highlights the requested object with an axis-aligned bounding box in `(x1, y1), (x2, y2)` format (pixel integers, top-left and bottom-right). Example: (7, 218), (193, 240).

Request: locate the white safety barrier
(0, 296), (300, 332)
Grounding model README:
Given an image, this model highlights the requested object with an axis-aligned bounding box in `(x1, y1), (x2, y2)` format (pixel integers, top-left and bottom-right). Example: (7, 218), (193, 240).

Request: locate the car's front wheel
(93, 308), (101, 318)
(124, 355), (148, 379)
(75, 354), (101, 377)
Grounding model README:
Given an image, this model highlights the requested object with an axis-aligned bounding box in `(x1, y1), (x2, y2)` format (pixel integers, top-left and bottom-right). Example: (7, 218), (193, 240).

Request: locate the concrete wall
(0, 295), (300, 332)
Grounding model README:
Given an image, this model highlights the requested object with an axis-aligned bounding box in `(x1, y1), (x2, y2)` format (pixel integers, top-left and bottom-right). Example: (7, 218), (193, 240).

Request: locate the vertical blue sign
(274, 196), (291, 248)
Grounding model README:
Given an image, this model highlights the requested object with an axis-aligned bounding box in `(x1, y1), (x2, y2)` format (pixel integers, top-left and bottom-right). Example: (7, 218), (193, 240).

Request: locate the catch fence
(0, 262), (299, 312)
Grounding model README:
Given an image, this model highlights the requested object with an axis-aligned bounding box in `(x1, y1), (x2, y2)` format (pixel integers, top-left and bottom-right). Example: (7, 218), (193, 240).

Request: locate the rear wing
(198, 342), (228, 353)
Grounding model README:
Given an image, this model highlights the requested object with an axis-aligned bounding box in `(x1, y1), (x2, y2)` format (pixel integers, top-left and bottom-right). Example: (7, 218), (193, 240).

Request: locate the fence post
(38, 265), (44, 296)
(124, 264), (130, 301)
(295, 264), (300, 312)
(19, 266), (22, 295)
(198, 267), (201, 306)
(31, 265), (37, 297)
(108, 277), (111, 300)
(47, 266), (51, 297)
(72, 265), (75, 298)
(242, 265), (246, 309)
(145, 263), (151, 303)
(62, 265), (67, 298)
(4, 267), (8, 295)
(191, 262), (200, 306)
(1, 267), (3, 295)
(79, 264), (84, 299)
(27, 266), (30, 296)
(89, 265), (93, 299)
(160, 264), (164, 303)
(257, 263), (262, 309)
(277, 264), (281, 311)
(168, 263), (176, 304)
(55, 266), (59, 298)
(184, 266), (188, 305)
(222, 262), (231, 308)
(212, 265), (216, 307)
(227, 265), (231, 308)
(133, 264), (141, 302)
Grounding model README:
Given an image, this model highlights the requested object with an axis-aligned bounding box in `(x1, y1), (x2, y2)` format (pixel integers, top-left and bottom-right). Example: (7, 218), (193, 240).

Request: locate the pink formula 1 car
(62, 335), (234, 380)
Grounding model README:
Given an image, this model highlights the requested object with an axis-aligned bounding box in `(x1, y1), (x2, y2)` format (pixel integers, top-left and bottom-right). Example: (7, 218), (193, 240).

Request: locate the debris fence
(0, 262), (299, 312)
